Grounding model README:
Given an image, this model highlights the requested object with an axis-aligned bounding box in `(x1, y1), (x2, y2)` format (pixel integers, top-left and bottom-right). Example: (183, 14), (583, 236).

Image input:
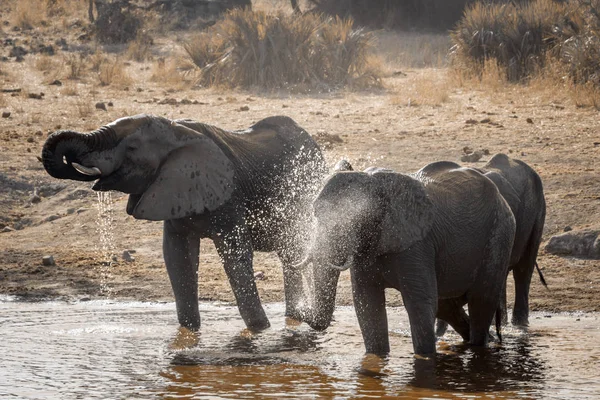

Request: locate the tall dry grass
(183, 9), (381, 90)
(452, 0), (600, 85)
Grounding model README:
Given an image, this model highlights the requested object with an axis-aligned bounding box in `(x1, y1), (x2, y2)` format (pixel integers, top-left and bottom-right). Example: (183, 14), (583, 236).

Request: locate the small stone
(28, 93), (44, 100)
(526, 118), (533, 124)
(26, 137), (35, 143)
(42, 255), (55, 266)
(239, 105), (250, 111)
(44, 214), (60, 222)
(122, 250), (135, 262)
(95, 102), (107, 111)
(49, 80), (62, 86)
(460, 151), (483, 163)
(107, 102), (113, 107)
(76, 208), (88, 214)
(30, 193), (41, 203)
(35, 130), (43, 136)
(2, 111), (10, 118)
(1, 226), (15, 233)
(254, 271), (266, 280)
(564, 226), (573, 232)
(465, 119), (478, 125)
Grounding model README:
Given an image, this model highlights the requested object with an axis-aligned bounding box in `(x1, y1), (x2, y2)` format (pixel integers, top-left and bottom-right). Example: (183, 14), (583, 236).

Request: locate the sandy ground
(1, 25), (599, 315)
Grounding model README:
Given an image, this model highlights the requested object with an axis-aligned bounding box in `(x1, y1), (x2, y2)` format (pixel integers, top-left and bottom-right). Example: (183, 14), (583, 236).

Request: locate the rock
(76, 208), (89, 214)
(564, 226), (573, 232)
(28, 92), (44, 100)
(461, 151), (483, 162)
(122, 250), (135, 262)
(44, 214), (60, 222)
(1, 226), (15, 233)
(49, 80), (62, 86)
(42, 255), (55, 266)
(30, 192), (41, 203)
(526, 118), (533, 124)
(239, 105), (250, 111)
(465, 119), (478, 124)
(2, 111), (10, 118)
(95, 102), (107, 111)
(545, 229), (600, 259)
(66, 208), (76, 215)
(26, 137), (35, 143)
(254, 271), (266, 281)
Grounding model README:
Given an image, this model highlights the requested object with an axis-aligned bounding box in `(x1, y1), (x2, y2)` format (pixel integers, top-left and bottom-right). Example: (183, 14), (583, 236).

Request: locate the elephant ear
(373, 172), (435, 254)
(130, 123), (235, 221)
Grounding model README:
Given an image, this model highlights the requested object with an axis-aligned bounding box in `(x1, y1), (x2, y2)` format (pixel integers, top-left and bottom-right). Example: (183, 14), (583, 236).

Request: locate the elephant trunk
(41, 126), (118, 181)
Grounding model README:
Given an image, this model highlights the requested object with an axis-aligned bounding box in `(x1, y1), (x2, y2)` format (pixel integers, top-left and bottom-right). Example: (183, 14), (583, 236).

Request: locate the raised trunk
(41, 126), (118, 181)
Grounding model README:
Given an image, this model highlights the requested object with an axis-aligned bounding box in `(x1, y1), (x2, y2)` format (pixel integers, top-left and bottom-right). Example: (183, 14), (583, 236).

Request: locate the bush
(451, 0), (600, 85)
(183, 9), (381, 90)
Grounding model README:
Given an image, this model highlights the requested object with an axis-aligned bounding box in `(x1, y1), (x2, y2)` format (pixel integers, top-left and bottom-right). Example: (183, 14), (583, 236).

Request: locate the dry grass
(183, 9), (381, 91)
(65, 53), (86, 80)
(150, 58), (187, 88)
(452, 0), (600, 86)
(126, 33), (154, 62)
(75, 97), (92, 117)
(60, 82), (79, 96)
(375, 31), (451, 69)
(97, 57), (131, 87)
(13, 0), (46, 30)
(390, 71), (451, 107)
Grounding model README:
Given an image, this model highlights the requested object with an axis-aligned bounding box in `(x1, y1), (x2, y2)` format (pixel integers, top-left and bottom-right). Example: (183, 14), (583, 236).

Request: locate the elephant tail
(535, 262), (548, 289)
(495, 307), (503, 343)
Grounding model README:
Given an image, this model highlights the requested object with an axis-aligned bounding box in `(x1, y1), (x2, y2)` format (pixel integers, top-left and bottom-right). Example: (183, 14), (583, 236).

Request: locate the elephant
(296, 163), (516, 356)
(428, 154), (546, 336)
(41, 114), (326, 332)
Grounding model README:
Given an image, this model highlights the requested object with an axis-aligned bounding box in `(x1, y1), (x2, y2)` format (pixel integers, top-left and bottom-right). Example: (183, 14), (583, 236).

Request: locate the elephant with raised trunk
(41, 114), (326, 332)
(297, 164), (516, 356)
(428, 154), (546, 336)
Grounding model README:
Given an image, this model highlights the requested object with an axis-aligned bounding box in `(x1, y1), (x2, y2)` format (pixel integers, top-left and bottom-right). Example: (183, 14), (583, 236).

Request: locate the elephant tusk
(292, 255), (313, 269)
(327, 254), (354, 271)
(72, 162), (102, 177)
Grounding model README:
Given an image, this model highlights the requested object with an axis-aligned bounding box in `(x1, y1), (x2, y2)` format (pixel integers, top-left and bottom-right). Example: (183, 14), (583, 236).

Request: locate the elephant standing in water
(41, 114), (326, 332)
(296, 164), (516, 356)
(429, 154), (546, 335)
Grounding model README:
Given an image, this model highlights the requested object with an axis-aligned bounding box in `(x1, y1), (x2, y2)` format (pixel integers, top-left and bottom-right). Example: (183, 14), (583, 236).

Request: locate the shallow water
(1, 298), (599, 399)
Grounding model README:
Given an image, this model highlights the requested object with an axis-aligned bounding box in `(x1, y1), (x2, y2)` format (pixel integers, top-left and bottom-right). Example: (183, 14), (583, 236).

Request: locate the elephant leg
(500, 271), (509, 325)
(351, 267), (389, 356)
(435, 319), (449, 337)
(277, 249), (304, 320)
(512, 260), (535, 327)
(163, 220), (201, 330)
(436, 298), (470, 342)
(391, 252), (438, 356)
(214, 229), (270, 332)
(512, 222), (544, 327)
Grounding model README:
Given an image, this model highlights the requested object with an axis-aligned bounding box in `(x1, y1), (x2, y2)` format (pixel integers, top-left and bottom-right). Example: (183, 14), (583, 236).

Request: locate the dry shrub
(13, 0), (45, 30)
(452, 0), (600, 87)
(76, 97), (92, 117)
(183, 9), (381, 90)
(65, 53), (87, 79)
(126, 32), (154, 62)
(98, 57), (131, 86)
(60, 82), (79, 96)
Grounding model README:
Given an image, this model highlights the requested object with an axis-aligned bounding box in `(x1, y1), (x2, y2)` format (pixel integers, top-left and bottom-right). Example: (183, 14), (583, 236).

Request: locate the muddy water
(1, 298), (599, 399)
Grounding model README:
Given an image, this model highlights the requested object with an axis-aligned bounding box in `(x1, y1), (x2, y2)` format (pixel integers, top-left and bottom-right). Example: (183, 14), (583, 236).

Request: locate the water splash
(95, 191), (116, 297)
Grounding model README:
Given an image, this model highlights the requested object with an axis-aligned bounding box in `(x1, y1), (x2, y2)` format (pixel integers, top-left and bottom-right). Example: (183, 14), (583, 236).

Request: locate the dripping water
(95, 191), (116, 296)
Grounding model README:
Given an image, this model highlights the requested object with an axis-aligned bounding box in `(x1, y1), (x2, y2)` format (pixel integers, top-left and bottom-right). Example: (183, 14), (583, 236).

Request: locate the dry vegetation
(451, 0), (600, 108)
(183, 9), (382, 90)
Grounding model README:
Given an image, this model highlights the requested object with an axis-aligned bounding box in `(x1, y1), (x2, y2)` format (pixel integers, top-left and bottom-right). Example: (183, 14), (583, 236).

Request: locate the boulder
(545, 229), (600, 259)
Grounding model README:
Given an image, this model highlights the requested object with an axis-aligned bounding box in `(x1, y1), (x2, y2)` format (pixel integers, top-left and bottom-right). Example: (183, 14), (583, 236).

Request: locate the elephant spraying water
(41, 114), (326, 332)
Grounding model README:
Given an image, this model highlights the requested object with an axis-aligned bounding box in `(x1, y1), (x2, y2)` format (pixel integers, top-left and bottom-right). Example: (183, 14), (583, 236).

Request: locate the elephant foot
(511, 314), (529, 328)
(169, 326), (200, 350)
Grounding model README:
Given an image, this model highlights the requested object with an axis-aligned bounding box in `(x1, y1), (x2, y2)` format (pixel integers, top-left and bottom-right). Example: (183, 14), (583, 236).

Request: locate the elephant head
(41, 114), (235, 220)
(297, 169), (434, 330)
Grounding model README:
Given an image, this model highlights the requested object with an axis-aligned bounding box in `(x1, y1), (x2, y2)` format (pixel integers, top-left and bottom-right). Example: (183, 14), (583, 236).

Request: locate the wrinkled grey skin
(299, 164), (516, 356)
(41, 114), (326, 332)
(430, 154), (546, 336)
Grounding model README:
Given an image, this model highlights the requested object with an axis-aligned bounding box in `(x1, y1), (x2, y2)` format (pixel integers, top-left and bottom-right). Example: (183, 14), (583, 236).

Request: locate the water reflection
(1, 301), (598, 399)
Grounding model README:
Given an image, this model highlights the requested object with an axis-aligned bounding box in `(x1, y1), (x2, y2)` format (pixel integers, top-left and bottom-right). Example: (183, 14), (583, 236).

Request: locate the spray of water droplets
(95, 191), (116, 297)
